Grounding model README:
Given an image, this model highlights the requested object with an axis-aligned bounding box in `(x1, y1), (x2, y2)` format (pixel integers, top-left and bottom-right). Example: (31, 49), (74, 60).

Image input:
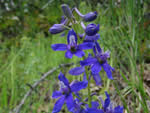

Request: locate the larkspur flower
(69, 66), (102, 86)
(61, 4), (73, 19)
(69, 53), (102, 86)
(51, 29), (94, 58)
(49, 24), (66, 34)
(73, 98), (86, 113)
(74, 92), (123, 113)
(74, 8), (97, 22)
(69, 66), (85, 76)
(49, 16), (68, 34)
(100, 92), (124, 113)
(83, 11), (98, 22)
(86, 108), (104, 113)
(52, 72), (88, 113)
(80, 23), (100, 42)
(85, 24), (100, 36)
(80, 42), (115, 80)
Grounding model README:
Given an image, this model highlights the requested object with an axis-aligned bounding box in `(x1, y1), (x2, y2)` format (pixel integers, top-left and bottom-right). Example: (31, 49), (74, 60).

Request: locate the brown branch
(10, 63), (74, 113)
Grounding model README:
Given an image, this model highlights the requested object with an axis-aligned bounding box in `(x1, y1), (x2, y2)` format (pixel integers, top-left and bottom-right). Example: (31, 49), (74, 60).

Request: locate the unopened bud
(61, 4), (73, 19)
(83, 11), (97, 22)
(85, 24), (100, 36)
(49, 24), (65, 34)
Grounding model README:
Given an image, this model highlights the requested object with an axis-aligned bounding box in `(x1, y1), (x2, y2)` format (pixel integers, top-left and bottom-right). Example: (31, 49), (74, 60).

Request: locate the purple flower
(69, 66), (102, 86)
(83, 11), (98, 22)
(69, 66), (85, 76)
(84, 34), (100, 42)
(80, 42), (115, 80)
(49, 24), (66, 34)
(52, 72), (88, 113)
(49, 15), (68, 34)
(69, 52), (102, 86)
(86, 108), (104, 113)
(85, 24), (100, 36)
(100, 92), (124, 113)
(73, 98), (86, 113)
(61, 4), (73, 19)
(51, 29), (94, 59)
(74, 8), (97, 22)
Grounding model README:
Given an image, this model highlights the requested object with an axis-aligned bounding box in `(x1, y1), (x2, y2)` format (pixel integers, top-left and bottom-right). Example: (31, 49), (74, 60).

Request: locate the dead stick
(10, 63), (74, 113)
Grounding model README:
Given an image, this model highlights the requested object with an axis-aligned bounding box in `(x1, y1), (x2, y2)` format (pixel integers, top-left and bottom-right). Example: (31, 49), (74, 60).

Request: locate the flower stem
(85, 67), (92, 107)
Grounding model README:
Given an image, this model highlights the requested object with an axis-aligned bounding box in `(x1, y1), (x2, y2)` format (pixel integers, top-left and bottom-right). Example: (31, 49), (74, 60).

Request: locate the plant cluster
(49, 4), (123, 113)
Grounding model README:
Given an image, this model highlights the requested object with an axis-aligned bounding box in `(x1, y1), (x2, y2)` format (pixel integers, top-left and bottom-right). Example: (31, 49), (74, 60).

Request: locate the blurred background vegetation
(0, 0), (150, 113)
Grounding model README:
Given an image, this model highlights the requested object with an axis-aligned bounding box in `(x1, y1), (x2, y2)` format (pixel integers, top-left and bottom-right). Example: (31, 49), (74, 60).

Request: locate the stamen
(69, 35), (76, 44)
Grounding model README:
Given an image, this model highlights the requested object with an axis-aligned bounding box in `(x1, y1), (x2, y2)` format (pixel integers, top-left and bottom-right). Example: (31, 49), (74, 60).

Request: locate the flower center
(62, 87), (71, 95)
(97, 55), (106, 64)
(69, 35), (77, 52)
(70, 46), (76, 52)
(98, 58), (105, 64)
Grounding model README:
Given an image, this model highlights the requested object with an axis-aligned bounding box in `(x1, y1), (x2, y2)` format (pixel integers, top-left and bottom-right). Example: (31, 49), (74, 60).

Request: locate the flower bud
(49, 24), (65, 34)
(61, 4), (73, 19)
(83, 11), (97, 22)
(85, 24), (100, 36)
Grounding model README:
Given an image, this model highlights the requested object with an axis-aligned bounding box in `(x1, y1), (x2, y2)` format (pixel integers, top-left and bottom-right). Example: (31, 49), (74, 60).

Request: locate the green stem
(85, 67), (91, 107)
(88, 80), (91, 107)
